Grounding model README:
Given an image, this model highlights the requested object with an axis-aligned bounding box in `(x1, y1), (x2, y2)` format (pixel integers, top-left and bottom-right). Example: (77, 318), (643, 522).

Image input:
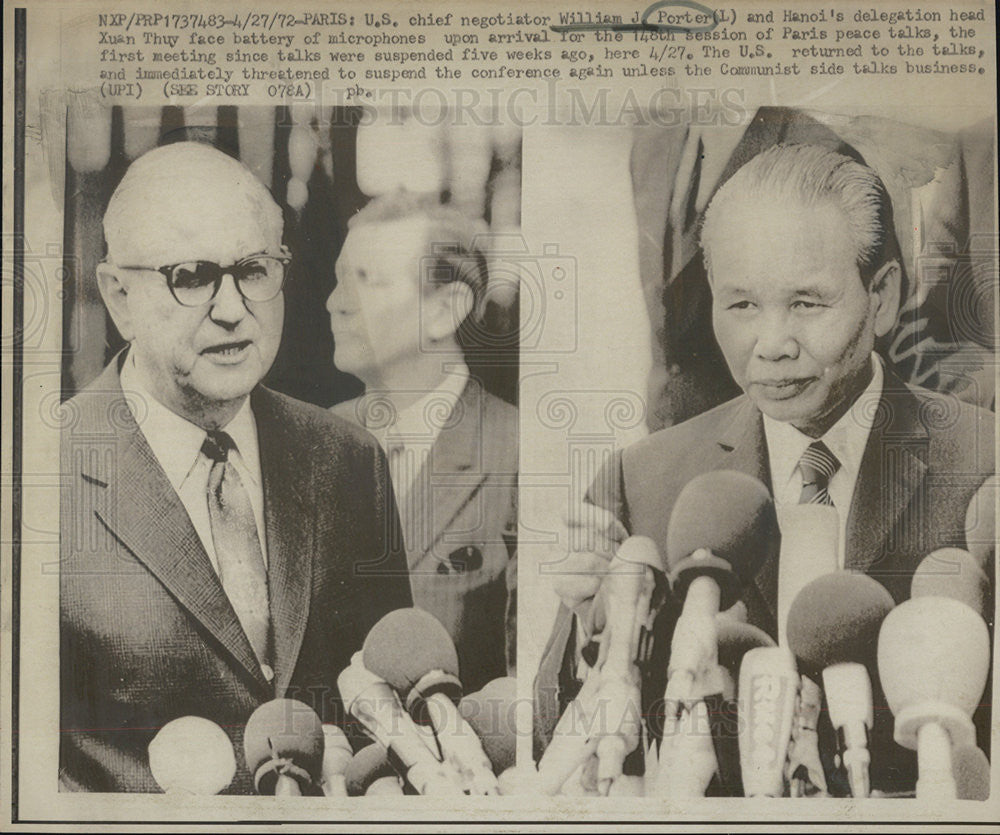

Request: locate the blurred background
(59, 103), (522, 408)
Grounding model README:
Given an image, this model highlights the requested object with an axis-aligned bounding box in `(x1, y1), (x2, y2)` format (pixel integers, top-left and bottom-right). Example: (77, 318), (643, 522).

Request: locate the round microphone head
(964, 474), (997, 569)
(458, 676), (518, 774)
(243, 699), (324, 794)
(362, 607), (460, 699)
(666, 471), (779, 608)
(786, 572), (894, 673)
(912, 548), (991, 621)
(344, 742), (399, 796)
(878, 597), (990, 734)
(952, 744), (991, 801)
(716, 617), (776, 684)
(148, 716), (236, 795)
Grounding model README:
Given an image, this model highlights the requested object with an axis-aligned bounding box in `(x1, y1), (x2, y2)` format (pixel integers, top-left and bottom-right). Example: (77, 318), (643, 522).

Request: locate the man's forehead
(340, 216), (432, 271)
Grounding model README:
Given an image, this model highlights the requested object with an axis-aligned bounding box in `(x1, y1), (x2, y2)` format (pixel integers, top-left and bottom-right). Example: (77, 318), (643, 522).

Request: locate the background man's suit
(61, 358), (412, 793)
(334, 378), (517, 693)
(534, 369), (994, 791)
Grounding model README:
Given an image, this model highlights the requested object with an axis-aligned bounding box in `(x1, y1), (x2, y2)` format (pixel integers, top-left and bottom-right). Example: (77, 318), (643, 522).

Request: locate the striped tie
(798, 441), (840, 507)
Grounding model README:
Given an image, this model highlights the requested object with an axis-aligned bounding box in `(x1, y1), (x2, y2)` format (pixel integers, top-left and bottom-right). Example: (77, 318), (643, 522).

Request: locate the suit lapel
(84, 365), (270, 693)
(845, 376), (929, 576)
(715, 397), (778, 634)
(253, 388), (315, 697)
(407, 382), (486, 571)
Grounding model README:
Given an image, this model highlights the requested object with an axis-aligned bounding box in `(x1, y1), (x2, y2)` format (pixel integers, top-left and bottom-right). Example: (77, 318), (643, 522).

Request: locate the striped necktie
(202, 430), (272, 672)
(797, 441), (841, 507)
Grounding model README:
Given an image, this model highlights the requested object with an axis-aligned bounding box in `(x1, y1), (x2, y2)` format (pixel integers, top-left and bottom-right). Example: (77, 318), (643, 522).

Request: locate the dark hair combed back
(348, 190), (491, 323)
(701, 144), (898, 287)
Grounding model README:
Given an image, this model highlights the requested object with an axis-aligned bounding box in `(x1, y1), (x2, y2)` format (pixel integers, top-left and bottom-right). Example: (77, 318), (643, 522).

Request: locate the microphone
(592, 536), (663, 793)
(458, 676), (518, 775)
(664, 471), (778, 707)
(786, 573), (895, 798)
(344, 742), (403, 796)
(337, 654), (465, 795)
(714, 618), (776, 795)
(878, 596), (991, 800)
(362, 608), (499, 795)
(964, 474), (997, 570)
(320, 723), (353, 797)
(910, 547), (991, 621)
(243, 699), (324, 796)
(535, 665), (602, 795)
(147, 716), (236, 795)
(738, 647), (798, 797)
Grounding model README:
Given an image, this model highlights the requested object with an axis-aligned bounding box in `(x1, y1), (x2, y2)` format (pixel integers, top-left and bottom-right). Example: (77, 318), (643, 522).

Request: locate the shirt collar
(357, 363), (470, 445)
(762, 354), (884, 493)
(119, 352), (260, 489)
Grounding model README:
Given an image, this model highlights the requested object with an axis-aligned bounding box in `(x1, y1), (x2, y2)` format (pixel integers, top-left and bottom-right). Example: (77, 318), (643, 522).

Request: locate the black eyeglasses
(113, 247), (292, 307)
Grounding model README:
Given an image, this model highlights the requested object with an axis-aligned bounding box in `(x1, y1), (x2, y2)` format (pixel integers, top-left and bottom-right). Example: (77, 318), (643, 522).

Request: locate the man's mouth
(202, 340), (252, 362)
(751, 377), (816, 400)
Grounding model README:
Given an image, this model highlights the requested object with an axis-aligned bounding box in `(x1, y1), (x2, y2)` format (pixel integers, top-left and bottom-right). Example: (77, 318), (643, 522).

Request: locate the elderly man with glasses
(59, 141), (412, 793)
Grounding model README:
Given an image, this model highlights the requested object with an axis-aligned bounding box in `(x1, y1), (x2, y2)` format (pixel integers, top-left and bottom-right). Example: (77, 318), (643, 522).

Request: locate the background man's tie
(798, 441), (841, 507)
(202, 430), (272, 669)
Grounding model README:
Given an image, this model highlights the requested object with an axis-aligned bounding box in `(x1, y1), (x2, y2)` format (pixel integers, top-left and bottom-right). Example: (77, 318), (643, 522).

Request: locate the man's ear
(870, 260), (901, 338)
(422, 281), (474, 344)
(96, 264), (135, 342)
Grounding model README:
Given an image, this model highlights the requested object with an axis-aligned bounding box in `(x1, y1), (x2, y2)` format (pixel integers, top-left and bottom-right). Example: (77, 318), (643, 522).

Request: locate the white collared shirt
(762, 354), (884, 569)
(120, 354), (268, 573)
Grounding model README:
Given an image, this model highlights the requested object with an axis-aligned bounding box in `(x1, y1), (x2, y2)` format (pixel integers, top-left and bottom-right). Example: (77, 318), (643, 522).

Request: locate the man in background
(327, 193), (517, 692)
(61, 142), (411, 792)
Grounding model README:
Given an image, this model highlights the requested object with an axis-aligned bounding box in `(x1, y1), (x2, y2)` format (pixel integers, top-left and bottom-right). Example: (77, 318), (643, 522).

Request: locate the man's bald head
(103, 141), (283, 269)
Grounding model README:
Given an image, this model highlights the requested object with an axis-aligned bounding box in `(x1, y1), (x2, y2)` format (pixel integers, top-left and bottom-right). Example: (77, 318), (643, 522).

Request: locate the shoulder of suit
(254, 387), (378, 455)
(623, 395), (746, 467)
(902, 382), (995, 469)
(467, 384), (518, 469)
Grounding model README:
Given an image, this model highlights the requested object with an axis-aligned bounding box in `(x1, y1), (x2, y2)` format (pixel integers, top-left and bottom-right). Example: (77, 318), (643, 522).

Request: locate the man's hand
(549, 502), (628, 619)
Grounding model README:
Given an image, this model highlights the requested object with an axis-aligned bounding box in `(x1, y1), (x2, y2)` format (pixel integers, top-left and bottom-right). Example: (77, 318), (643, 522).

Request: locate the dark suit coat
(334, 378), (517, 694)
(534, 370), (995, 793)
(60, 358), (412, 793)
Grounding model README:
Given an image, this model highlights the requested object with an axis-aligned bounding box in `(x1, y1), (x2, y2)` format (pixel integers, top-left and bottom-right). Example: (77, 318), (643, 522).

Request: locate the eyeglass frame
(106, 245), (293, 307)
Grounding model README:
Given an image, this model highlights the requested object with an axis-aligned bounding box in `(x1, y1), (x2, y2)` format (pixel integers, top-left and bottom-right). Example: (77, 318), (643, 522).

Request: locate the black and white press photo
(57, 104), (520, 795)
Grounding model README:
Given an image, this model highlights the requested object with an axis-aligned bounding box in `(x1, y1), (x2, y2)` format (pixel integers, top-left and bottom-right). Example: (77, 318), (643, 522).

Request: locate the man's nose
(753, 311), (798, 361)
(326, 279), (356, 315)
(208, 274), (248, 325)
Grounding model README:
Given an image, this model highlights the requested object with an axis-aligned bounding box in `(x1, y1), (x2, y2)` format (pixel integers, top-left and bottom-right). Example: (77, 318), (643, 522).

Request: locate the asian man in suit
(327, 193), (517, 694)
(534, 144), (994, 793)
(60, 142), (412, 793)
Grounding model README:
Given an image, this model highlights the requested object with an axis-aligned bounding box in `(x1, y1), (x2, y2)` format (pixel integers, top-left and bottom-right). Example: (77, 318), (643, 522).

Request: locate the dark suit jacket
(534, 370), (994, 793)
(60, 358), (412, 793)
(334, 378), (517, 693)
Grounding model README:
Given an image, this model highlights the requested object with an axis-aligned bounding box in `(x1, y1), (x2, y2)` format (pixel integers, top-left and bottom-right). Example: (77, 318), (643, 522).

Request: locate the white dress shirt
(762, 354), (884, 569)
(120, 355), (268, 573)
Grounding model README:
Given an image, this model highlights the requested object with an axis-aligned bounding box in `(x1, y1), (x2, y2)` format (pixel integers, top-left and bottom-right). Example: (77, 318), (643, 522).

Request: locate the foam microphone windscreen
(148, 716), (236, 795)
(458, 676), (518, 774)
(362, 607), (460, 697)
(344, 742), (399, 796)
(243, 699), (324, 794)
(785, 573), (894, 673)
(965, 474), (997, 570)
(912, 548), (992, 621)
(952, 744), (991, 801)
(665, 471), (779, 606)
(716, 617), (776, 683)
